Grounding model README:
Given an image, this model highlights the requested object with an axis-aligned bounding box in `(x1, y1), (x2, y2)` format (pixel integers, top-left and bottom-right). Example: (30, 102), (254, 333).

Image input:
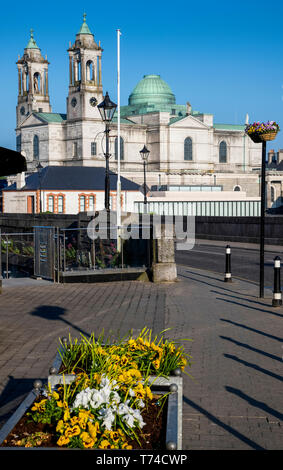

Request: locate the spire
(77, 13), (93, 35)
(26, 29), (40, 49)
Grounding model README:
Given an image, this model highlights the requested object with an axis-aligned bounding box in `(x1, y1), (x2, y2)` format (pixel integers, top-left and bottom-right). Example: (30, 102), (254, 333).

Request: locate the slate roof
(5, 166), (140, 191)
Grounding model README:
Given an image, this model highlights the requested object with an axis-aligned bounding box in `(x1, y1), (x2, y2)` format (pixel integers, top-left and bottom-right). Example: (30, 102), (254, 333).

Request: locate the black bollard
(224, 245), (232, 282)
(272, 256), (282, 307)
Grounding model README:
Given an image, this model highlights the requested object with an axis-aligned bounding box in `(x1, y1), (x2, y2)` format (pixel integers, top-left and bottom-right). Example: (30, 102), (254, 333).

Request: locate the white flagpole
(117, 29), (121, 250)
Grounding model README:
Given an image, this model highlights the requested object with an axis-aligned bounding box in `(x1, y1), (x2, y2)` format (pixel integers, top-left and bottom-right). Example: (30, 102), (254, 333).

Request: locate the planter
(48, 348), (183, 450)
(0, 335), (186, 450)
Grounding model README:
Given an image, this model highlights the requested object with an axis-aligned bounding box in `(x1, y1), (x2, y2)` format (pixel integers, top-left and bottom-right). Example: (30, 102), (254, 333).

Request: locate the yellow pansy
(57, 435), (70, 446)
(65, 425), (81, 438)
(81, 432), (95, 448)
(56, 419), (64, 434)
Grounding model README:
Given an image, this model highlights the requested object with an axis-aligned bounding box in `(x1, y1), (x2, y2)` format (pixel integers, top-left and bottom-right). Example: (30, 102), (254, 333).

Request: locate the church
(11, 15), (283, 215)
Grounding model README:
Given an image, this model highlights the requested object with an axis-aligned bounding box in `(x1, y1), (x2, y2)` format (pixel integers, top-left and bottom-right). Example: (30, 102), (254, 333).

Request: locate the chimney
(16, 172), (26, 189)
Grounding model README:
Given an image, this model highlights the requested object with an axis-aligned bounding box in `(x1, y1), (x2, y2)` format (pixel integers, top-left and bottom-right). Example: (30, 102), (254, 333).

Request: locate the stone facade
(13, 16), (283, 210)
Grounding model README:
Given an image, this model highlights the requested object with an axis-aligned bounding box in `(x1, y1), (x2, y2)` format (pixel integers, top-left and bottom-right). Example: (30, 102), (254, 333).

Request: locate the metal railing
(0, 230), (34, 279)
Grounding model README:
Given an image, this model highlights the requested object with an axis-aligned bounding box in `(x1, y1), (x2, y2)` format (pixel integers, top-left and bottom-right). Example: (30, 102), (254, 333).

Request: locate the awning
(0, 147), (27, 177)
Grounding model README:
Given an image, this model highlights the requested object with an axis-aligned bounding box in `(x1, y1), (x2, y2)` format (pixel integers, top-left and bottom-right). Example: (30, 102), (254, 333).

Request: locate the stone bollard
(152, 224), (177, 283)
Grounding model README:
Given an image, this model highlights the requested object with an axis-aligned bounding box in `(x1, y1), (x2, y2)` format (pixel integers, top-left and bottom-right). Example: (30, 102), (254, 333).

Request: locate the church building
(12, 15), (283, 214)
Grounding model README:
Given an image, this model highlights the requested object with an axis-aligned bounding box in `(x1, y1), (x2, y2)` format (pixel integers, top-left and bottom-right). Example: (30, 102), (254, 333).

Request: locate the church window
(91, 142), (97, 156)
(86, 60), (94, 81)
(16, 135), (21, 153)
(33, 73), (40, 93)
(172, 109), (176, 115)
(271, 186), (275, 203)
(33, 135), (39, 160)
(184, 137), (193, 161)
(219, 141), (227, 163)
(115, 136), (124, 160)
(72, 142), (78, 158)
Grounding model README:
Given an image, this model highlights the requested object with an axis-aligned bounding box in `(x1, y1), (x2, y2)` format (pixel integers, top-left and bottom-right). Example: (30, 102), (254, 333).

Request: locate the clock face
(71, 97), (77, 108)
(89, 97), (97, 107)
(20, 106), (25, 116)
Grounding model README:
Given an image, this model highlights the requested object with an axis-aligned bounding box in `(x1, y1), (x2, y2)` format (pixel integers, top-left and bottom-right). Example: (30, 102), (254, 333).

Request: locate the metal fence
(0, 231), (34, 279)
(1, 226), (152, 281)
(58, 227), (152, 274)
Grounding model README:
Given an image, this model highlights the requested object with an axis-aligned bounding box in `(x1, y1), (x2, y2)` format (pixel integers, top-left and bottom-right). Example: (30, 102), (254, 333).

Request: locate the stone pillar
(98, 56), (102, 85)
(69, 56), (73, 85)
(152, 224), (177, 283)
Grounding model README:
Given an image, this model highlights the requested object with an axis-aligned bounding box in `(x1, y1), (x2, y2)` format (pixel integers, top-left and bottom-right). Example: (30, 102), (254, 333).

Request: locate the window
(91, 142), (97, 156)
(184, 137), (193, 161)
(89, 195), (95, 211)
(58, 195), (64, 213)
(16, 135), (21, 153)
(33, 135), (39, 160)
(48, 195), (54, 212)
(219, 141), (227, 163)
(234, 186), (241, 192)
(72, 142), (78, 158)
(79, 195), (86, 212)
(115, 136), (124, 160)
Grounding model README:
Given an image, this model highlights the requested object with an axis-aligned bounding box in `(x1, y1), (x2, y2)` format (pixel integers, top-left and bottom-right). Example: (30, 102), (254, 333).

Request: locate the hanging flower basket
(245, 121), (280, 143)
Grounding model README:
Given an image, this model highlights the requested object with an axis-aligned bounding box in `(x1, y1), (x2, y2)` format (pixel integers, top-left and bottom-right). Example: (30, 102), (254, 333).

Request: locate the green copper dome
(128, 75), (176, 107)
(77, 13), (93, 35)
(26, 29), (39, 49)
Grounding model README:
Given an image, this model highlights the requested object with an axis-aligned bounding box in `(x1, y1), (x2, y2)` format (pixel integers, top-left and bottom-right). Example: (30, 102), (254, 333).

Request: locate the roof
(5, 166), (140, 191)
(128, 75), (176, 107)
(34, 112), (67, 123)
(77, 13), (93, 36)
(26, 29), (40, 50)
(214, 124), (245, 131)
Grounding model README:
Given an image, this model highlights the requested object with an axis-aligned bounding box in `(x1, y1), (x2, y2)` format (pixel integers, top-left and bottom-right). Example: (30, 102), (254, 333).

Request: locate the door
(27, 195), (35, 214)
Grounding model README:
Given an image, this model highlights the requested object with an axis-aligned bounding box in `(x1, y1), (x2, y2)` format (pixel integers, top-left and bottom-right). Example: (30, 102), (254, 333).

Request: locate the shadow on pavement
(0, 376), (36, 431)
(30, 305), (90, 338)
(225, 386), (283, 421)
(224, 353), (283, 383)
(220, 336), (282, 363)
(183, 395), (264, 450)
(216, 297), (283, 318)
(220, 318), (283, 343)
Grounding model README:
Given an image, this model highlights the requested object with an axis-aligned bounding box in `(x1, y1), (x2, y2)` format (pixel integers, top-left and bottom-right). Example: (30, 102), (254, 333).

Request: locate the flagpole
(116, 29), (121, 251)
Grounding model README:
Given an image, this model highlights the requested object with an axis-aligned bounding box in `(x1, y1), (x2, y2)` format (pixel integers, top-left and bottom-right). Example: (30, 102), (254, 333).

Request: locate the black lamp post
(140, 145), (150, 213)
(36, 161), (43, 213)
(97, 92), (117, 210)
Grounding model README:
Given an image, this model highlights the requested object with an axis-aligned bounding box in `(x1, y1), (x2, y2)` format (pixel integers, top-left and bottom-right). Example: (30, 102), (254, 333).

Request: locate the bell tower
(16, 29), (51, 127)
(67, 14), (103, 121)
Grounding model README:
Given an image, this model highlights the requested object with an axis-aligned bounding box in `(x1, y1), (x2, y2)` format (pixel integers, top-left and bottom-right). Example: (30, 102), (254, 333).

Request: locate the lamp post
(140, 145), (150, 213)
(36, 161), (43, 213)
(97, 92), (117, 211)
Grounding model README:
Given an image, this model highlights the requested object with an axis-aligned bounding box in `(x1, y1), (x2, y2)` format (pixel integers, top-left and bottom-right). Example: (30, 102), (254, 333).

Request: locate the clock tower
(67, 14), (104, 121)
(16, 29), (51, 127)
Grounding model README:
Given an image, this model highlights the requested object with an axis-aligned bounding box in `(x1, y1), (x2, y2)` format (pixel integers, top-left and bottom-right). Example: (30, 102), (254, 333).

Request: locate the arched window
(234, 185), (241, 192)
(219, 141), (227, 163)
(58, 195), (64, 213)
(115, 136), (124, 160)
(271, 186), (275, 203)
(33, 73), (40, 93)
(184, 137), (193, 161)
(33, 135), (39, 160)
(48, 195), (54, 213)
(86, 60), (94, 81)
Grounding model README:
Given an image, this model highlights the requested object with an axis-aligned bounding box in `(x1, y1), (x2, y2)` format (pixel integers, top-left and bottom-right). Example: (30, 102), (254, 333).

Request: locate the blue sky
(1, 0), (283, 151)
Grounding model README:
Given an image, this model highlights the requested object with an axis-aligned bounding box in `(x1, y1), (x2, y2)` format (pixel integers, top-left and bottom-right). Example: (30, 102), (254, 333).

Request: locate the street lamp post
(97, 92), (117, 211)
(140, 145), (150, 213)
(36, 161), (43, 213)
(259, 140), (267, 298)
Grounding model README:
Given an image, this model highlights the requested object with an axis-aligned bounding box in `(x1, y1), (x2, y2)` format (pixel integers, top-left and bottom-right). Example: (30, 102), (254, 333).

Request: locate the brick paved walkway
(0, 266), (282, 450)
